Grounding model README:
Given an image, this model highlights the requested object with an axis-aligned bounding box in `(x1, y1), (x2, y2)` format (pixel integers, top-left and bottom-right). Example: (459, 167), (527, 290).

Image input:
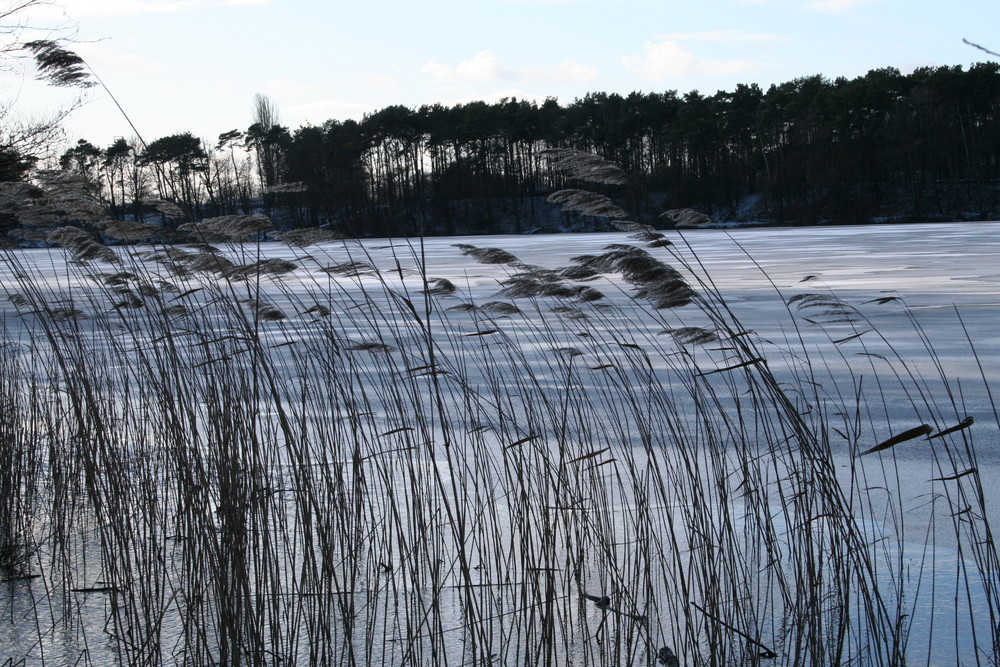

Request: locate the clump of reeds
(0, 151), (996, 667)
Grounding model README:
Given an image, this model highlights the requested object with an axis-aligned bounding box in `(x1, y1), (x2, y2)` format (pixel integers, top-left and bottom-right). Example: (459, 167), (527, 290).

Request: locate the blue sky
(5, 0), (1000, 152)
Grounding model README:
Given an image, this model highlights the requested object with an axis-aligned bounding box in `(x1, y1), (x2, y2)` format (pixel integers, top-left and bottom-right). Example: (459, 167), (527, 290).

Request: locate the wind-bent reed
(0, 166), (997, 666)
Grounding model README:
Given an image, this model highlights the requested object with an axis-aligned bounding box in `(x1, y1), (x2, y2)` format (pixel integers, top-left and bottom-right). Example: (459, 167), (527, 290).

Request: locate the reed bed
(0, 176), (997, 666)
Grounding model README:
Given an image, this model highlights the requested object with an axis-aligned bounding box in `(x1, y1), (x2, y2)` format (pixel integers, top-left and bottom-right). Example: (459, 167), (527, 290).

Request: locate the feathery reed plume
(574, 286), (605, 302)
(557, 264), (601, 281)
(303, 303), (331, 317)
(97, 219), (164, 242)
(550, 305), (588, 319)
(547, 189), (628, 219)
(345, 341), (394, 352)
(453, 244), (521, 265)
(246, 299), (286, 321)
(179, 214), (273, 242)
(539, 148), (629, 184)
(319, 260), (377, 277)
(447, 303), (478, 312)
(661, 208), (711, 228)
(224, 258), (299, 282)
(787, 292), (860, 323)
(143, 198), (186, 219)
(269, 227), (343, 247)
(159, 246), (236, 275)
(23, 40), (96, 88)
(1, 171), (104, 230)
(479, 301), (521, 315)
(423, 277), (457, 296)
(47, 226), (119, 263)
(660, 326), (719, 345)
(629, 230), (667, 243)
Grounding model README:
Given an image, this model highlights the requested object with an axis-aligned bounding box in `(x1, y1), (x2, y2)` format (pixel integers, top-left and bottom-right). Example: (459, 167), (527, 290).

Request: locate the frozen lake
(1, 221), (998, 666)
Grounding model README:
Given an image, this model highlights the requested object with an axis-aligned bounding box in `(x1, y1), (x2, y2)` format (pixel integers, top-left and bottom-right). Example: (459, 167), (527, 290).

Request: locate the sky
(3, 0), (1000, 155)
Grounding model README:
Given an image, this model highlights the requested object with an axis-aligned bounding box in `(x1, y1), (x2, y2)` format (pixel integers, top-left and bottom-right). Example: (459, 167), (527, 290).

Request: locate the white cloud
(623, 40), (759, 81)
(422, 50), (597, 86)
(422, 51), (519, 84)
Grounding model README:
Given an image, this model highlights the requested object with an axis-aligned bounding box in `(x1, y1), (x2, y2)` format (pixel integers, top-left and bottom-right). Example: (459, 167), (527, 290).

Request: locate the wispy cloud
(421, 50), (597, 86)
(806, 0), (872, 12)
(662, 30), (792, 43)
(623, 40), (759, 80)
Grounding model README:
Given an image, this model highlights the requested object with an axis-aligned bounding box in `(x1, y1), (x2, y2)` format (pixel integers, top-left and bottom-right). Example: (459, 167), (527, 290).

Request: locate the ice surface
(1, 221), (998, 665)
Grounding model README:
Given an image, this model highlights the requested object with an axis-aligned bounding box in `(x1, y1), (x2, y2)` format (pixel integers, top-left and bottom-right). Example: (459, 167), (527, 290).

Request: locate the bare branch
(963, 38), (1000, 58)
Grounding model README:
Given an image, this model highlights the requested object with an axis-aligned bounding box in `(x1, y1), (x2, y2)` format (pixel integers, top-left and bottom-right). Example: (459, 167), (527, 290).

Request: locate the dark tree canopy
(49, 62), (1000, 235)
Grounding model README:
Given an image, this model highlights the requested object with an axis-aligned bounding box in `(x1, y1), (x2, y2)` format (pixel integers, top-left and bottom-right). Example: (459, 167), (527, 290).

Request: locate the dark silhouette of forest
(48, 63), (1000, 236)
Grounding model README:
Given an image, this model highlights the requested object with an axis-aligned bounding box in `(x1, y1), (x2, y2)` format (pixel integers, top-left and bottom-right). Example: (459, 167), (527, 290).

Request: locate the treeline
(47, 62), (1000, 235)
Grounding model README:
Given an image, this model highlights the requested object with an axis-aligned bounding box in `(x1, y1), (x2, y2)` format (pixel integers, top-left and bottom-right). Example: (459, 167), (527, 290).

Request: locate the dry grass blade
(503, 434), (541, 450)
(567, 447), (610, 464)
(833, 330), (872, 344)
(465, 329), (499, 337)
(696, 357), (765, 376)
(858, 424), (933, 456)
(928, 416), (974, 440)
(931, 468), (978, 482)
